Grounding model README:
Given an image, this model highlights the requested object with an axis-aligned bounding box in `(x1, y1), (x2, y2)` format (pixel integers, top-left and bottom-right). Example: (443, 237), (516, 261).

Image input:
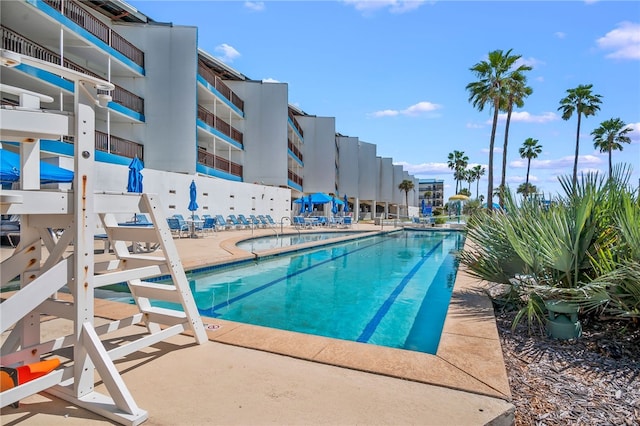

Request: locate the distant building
(418, 179), (444, 208)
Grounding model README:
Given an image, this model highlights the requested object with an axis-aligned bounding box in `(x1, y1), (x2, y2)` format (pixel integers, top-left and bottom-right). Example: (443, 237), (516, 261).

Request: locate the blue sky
(128, 0), (640, 200)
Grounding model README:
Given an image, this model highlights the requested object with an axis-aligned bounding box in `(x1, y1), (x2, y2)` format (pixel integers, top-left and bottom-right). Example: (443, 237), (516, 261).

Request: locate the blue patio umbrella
(421, 199), (427, 216)
(127, 156), (144, 193)
(188, 180), (198, 219)
(331, 197), (338, 215)
(343, 194), (349, 213)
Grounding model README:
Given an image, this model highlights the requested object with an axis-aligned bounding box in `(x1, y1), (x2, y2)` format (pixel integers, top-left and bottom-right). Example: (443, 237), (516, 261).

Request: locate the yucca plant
(460, 164), (639, 330)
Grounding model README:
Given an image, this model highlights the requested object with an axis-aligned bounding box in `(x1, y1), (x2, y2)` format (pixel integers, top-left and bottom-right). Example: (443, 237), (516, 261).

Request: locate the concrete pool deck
(1, 223), (516, 425)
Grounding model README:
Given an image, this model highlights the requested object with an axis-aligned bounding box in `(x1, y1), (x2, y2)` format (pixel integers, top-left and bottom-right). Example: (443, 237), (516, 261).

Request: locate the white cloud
(596, 21), (640, 60)
(627, 122), (640, 143)
(244, 1), (265, 12)
(261, 77), (280, 83)
(369, 101), (441, 118)
(515, 56), (544, 69)
(466, 122), (484, 129)
(554, 31), (566, 39)
(496, 111), (559, 123)
(394, 161), (449, 175)
(511, 154), (602, 170)
(342, 0), (428, 14)
(214, 43), (241, 63)
(481, 147), (503, 154)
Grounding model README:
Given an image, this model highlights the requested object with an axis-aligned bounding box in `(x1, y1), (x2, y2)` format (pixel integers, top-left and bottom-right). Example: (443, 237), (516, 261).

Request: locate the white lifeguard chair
(0, 50), (207, 425)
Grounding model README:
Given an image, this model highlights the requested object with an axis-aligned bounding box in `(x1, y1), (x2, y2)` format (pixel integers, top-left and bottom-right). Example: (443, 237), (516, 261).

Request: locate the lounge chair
(167, 217), (188, 237)
(227, 215), (245, 230)
(202, 217), (216, 234)
(342, 216), (352, 228)
(265, 215), (277, 227)
(249, 214), (264, 228)
(1, 216), (20, 247)
(215, 215), (230, 231)
(257, 215), (271, 228)
(237, 214), (252, 228)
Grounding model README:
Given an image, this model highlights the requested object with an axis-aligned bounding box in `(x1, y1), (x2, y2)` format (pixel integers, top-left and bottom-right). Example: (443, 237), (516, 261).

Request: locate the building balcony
(61, 131), (143, 160)
(288, 109), (304, 138)
(198, 61), (244, 112)
(42, 0), (144, 68)
(288, 170), (303, 187)
(288, 138), (303, 162)
(197, 149), (243, 179)
(2, 25), (144, 116)
(197, 105), (243, 146)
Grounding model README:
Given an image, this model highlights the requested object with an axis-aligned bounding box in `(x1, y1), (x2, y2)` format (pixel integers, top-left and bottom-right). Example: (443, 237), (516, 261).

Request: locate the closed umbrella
(188, 180), (199, 237)
(332, 197), (338, 215)
(126, 156), (144, 223)
(421, 199), (427, 216)
(343, 194), (349, 213)
(188, 180), (198, 219)
(127, 156), (144, 193)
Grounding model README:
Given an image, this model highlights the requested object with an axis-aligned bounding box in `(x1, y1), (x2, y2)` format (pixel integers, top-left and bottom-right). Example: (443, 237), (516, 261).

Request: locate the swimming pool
(148, 230), (465, 354)
(236, 231), (360, 252)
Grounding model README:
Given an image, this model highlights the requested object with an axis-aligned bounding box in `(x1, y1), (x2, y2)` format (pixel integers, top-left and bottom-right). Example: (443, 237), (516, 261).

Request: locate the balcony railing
(288, 170), (303, 187)
(42, 0), (144, 68)
(287, 138), (303, 162)
(62, 131), (143, 160)
(2, 26), (144, 115)
(288, 109), (304, 138)
(198, 149), (242, 178)
(198, 61), (244, 112)
(198, 106), (243, 146)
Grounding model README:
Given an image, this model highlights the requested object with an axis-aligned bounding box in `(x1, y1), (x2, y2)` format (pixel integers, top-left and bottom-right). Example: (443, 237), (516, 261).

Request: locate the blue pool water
(142, 230), (466, 354)
(236, 231), (360, 252)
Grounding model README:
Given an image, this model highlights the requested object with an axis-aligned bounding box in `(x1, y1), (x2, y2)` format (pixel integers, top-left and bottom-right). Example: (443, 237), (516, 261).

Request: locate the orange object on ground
(1, 358), (60, 391)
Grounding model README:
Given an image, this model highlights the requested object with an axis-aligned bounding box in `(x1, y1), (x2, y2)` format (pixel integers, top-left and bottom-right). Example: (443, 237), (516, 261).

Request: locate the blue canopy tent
(1, 149), (73, 185)
(294, 193), (343, 212)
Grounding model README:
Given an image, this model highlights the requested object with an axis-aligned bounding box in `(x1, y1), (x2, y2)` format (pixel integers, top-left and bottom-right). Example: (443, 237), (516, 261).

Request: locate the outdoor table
(185, 218), (204, 238)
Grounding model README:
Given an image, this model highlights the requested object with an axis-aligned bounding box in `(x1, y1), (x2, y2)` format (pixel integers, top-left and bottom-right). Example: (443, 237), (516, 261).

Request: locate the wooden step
(129, 281), (180, 303)
(140, 306), (188, 326)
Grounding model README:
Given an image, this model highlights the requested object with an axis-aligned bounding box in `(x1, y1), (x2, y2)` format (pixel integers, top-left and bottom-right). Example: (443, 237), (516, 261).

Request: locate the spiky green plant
(459, 164), (640, 330)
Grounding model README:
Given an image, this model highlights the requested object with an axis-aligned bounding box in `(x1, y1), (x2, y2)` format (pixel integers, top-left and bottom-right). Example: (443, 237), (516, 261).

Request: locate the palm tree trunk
(487, 102), (500, 210)
(525, 158), (531, 199)
(500, 104), (513, 207)
(476, 178), (480, 201)
(608, 149), (612, 179)
(573, 113), (582, 190)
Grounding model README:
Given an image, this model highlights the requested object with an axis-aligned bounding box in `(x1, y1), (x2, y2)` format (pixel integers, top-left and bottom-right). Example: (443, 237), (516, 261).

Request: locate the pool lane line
(356, 240), (444, 344)
(206, 238), (388, 314)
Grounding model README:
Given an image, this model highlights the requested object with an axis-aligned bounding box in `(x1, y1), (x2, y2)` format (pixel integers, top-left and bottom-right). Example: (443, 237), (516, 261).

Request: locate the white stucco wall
(227, 81), (289, 186)
(358, 141), (377, 200)
(94, 162), (292, 224)
(379, 157), (393, 202)
(298, 116), (336, 194)
(132, 25), (199, 174)
(337, 136), (359, 198)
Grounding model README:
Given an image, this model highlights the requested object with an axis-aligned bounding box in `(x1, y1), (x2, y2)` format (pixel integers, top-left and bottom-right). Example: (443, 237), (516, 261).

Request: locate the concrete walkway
(1, 223), (515, 425)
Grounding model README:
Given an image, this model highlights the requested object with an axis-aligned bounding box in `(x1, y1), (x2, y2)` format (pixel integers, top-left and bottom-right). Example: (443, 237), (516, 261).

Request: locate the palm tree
(499, 71), (533, 206)
(467, 49), (525, 210)
(558, 84), (603, 190)
(447, 150), (468, 193)
(516, 182), (537, 197)
(398, 179), (414, 216)
(471, 165), (486, 201)
(591, 118), (633, 179)
(519, 137), (542, 198)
